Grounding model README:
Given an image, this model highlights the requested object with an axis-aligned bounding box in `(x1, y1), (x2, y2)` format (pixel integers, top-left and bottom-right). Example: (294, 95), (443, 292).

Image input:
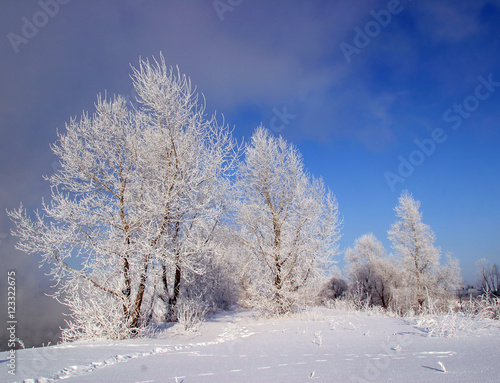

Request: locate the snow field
(1, 308), (499, 383)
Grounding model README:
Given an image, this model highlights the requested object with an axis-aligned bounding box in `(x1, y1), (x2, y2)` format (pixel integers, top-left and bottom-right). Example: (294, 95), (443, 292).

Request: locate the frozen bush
(175, 298), (208, 332)
(319, 277), (348, 302)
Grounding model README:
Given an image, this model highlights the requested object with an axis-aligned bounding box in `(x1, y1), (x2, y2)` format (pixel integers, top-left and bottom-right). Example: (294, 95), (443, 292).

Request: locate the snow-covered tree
(9, 95), (148, 339)
(345, 233), (397, 309)
(319, 276), (349, 302)
(436, 252), (462, 293)
(234, 127), (341, 314)
(8, 54), (238, 339)
(476, 259), (500, 296)
(388, 190), (461, 312)
(130, 56), (238, 321)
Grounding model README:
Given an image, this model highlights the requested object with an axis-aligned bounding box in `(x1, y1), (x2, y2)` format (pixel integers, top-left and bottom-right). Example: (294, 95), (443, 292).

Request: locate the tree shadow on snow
(422, 365), (444, 373)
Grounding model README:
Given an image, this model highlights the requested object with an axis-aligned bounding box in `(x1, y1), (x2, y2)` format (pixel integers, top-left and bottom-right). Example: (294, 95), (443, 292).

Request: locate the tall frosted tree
(235, 127), (341, 314)
(388, 190), (461, 311)
(130, 57), (238, 321)
(8, 55), (237, 340)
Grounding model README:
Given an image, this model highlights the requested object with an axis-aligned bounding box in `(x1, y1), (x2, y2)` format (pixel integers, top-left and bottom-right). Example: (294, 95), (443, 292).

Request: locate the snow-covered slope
(2, 308), (499, 382)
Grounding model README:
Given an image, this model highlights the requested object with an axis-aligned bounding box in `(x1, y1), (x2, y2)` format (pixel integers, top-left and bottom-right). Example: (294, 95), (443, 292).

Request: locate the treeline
(322, 196), (500, 316)
(321, 190), (462, 315)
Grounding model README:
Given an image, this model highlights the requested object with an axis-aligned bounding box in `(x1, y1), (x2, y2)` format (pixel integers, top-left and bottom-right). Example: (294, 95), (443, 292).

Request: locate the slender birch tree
(388, 190), (461, 312)
(235, 127), (341, 314)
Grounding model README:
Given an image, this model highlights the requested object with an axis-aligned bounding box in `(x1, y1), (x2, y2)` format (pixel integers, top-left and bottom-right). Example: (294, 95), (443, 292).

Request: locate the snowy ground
(1, 308), (499, 383)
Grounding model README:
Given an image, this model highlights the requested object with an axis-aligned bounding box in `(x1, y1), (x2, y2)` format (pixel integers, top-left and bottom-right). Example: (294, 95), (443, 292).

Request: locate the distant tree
(345, 233), (397, 309)
(476, 259), (500, 296)
(235, 127), (341, 314)
(319, 276), (349, 302)
(436, 252), (462, 293)
(388, 190), (462, 312)
(8, 54), (238, 340)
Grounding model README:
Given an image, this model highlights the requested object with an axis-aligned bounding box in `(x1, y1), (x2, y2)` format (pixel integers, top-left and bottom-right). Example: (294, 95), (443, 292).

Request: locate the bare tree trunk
(167, 260), (182, 321)
(130, 255), (150, 332)
(161, 262), (169, 300)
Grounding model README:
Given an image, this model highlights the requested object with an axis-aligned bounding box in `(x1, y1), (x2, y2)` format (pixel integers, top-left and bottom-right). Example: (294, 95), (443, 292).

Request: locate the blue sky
(1, 0), (499, 346)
